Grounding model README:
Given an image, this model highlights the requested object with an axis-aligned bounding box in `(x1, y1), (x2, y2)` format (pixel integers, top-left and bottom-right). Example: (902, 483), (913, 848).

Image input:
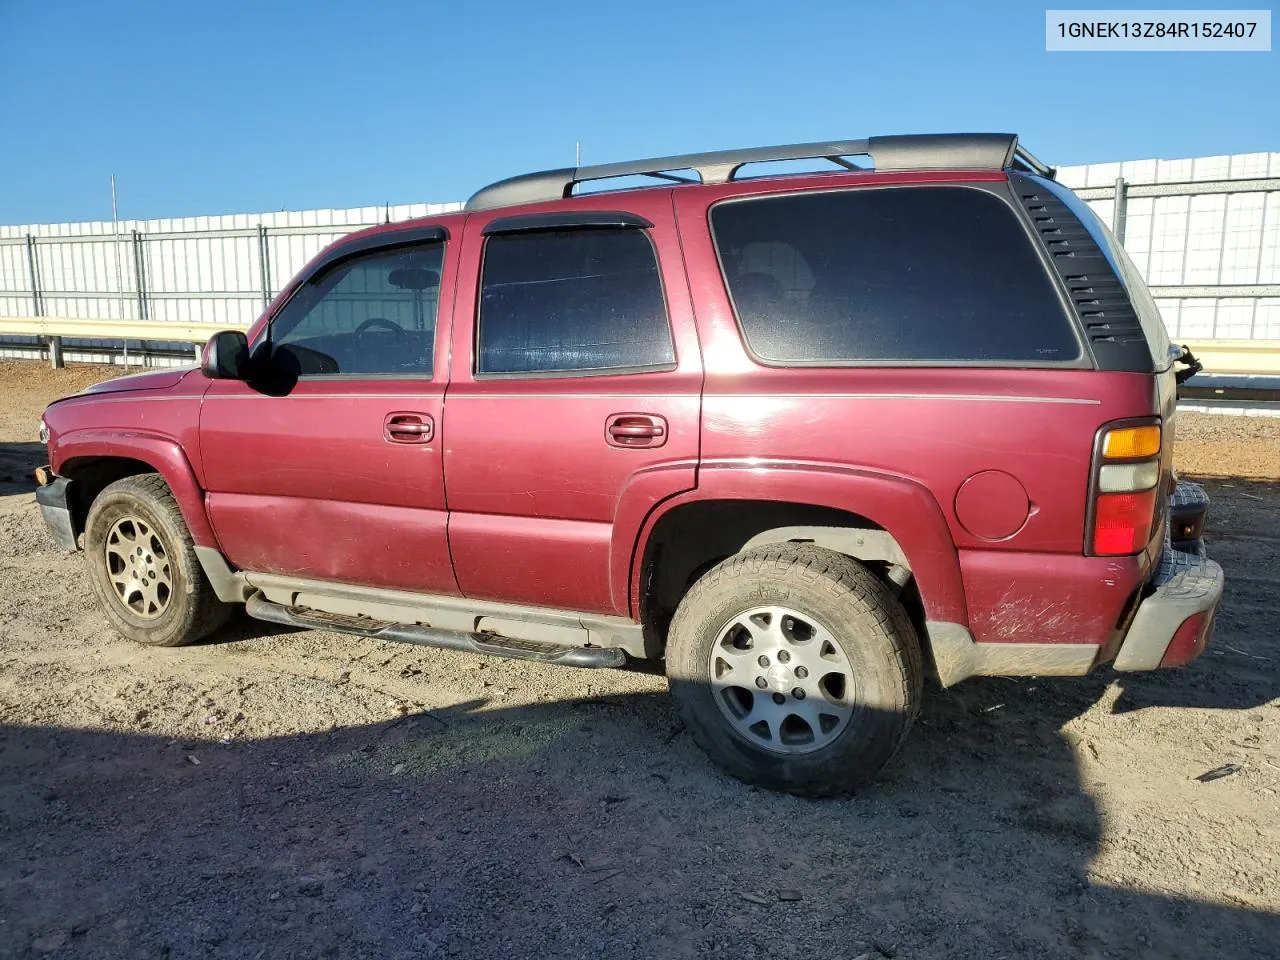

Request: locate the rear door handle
(384, 412), (434, 444)
(606, 414), (667, 448)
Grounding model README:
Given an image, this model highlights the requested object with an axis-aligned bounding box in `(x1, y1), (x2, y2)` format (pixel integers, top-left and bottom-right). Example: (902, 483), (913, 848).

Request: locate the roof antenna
(575, 141), (581, 169)
(385, 201), (391, 224)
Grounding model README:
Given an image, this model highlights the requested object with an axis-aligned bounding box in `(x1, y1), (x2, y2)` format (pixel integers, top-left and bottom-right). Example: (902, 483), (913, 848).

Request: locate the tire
(666, 544), (923, 796)
(83, 474), (231, 647)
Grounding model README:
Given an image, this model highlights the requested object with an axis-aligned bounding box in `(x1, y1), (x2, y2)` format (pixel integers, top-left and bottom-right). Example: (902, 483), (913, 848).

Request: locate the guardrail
(2, 315), (1279, 376)
(1183, 339), (1280, 375)
(0, 316), (233, 343)
(0, 316), (237, 367)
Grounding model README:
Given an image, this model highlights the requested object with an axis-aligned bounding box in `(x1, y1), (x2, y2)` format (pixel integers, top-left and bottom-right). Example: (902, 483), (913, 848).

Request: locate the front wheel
(83, 474), (230, 647)
(665, 545), (922, 796)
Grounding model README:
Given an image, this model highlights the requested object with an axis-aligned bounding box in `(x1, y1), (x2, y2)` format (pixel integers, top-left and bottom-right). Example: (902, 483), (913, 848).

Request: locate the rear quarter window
(711, 186), (1083, 365)
(1033, 176), (1174, 371)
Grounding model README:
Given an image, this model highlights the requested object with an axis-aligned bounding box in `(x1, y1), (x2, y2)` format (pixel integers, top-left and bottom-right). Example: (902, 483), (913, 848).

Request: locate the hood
(78, 367), (197, 396)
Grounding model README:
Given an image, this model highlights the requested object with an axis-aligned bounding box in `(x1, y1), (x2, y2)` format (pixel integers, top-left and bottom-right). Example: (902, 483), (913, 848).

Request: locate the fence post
(1112, 176), (1128, 245)
(24, 235), (40, 316)
(257, 224), (271, 308)
(126, 229), (147, 368)
(131, 229), (148, 321)
(23, 235), (63, 370)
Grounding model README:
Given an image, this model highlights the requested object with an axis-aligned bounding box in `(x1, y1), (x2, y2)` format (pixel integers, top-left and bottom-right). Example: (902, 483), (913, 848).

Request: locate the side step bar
(245, 593), (627, 669)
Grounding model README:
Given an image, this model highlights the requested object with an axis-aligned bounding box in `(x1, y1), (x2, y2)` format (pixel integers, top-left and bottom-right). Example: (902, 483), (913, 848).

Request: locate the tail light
(1088, 422), (1162, 556)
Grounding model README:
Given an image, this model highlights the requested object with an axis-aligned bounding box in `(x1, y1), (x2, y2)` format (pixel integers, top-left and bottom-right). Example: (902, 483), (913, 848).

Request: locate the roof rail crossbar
(1012, 145), (1057, 179)
(465, 133), (1051, 211)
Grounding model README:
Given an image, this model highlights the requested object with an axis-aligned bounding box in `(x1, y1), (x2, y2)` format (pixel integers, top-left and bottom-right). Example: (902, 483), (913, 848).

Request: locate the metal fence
(1, 148), (1278, 366)
(1058, 151), (1280, 341)
(0, 202), (461, 364)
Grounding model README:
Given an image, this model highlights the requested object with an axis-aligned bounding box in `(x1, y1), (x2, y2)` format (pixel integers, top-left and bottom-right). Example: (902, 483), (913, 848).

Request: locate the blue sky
(1, 0), (1276, 224)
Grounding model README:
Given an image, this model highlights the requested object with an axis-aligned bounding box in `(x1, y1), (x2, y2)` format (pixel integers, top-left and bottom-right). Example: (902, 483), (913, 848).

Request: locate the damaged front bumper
(34, 469), (78, 552)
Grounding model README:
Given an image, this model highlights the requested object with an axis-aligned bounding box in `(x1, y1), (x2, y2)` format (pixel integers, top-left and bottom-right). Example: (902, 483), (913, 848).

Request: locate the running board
(245, 593), (627, 669)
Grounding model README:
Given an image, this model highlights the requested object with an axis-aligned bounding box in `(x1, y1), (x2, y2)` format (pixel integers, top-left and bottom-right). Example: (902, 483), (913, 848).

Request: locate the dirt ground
(1, 360), (1277, 960)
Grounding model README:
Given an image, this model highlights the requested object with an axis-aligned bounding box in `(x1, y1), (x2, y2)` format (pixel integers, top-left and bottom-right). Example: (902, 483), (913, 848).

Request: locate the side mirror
(201, 330), (251, 380)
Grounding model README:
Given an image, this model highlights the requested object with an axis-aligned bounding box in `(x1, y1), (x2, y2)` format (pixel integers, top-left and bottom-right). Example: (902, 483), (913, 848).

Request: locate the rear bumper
(935, 479), (1223, 684)
(1112, 480), (1221, 671)
(1111, 549), (1222, 670)
(35, 473), (78, 552)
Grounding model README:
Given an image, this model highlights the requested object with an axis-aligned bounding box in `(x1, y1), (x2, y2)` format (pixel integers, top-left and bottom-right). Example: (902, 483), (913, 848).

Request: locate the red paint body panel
(206, 492), (456, 591)
(671, 182), (1162, 646)
(1160, 611), (1214, 668)
(41, 166), (1179, 662)
(446, 512), (614, 612)
(54, 428), (218, 548)
(198, 222), (462, 595)
(79, 368), (192, 395)
(610, 460), (702, 615)
(198, 382), (449, 511)
(953, 471), (1030, 541)
(442, 192), (702, 616)
(43, 369), (216, 546)
(958, 549), (1143, 645)
(633, 461), (969, 624)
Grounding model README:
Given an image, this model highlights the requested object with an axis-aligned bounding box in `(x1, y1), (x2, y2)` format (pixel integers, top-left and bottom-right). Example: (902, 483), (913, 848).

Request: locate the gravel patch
(1, 362), (1277, 959)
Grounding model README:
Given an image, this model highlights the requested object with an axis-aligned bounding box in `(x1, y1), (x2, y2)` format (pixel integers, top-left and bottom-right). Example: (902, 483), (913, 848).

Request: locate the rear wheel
(665, 544), (922, 796)
(84, 474), (230, 647)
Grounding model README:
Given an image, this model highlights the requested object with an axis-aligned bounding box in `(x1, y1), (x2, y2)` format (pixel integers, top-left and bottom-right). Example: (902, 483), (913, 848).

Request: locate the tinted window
(478, 228), (674, 375)
(711, 187), (1081, 364)
(270, 243), (443, 376)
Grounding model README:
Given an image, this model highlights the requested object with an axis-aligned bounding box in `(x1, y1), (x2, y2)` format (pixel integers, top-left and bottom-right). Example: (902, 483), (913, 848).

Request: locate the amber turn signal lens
(1102, 425), (1161, 460)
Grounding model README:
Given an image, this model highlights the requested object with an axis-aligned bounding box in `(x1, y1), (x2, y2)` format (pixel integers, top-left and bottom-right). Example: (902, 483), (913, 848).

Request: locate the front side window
(712, 187), (1082, 365)
(270, 243), (444, 376)
(477, 227), (674, 375)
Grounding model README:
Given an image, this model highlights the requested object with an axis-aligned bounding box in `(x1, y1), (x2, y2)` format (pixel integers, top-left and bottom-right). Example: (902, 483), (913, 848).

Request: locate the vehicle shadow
(1, 680), (1276, 960)
(192, 610), (305, 646)
(0, 441), (46, 494)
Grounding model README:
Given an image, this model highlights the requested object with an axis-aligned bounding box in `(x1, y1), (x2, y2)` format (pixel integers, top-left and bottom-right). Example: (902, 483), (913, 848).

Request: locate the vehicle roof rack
(466, 133), (1055, 211)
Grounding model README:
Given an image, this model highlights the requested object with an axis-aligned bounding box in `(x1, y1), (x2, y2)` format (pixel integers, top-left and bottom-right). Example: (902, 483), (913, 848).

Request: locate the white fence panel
(3, 151), (1280, 363)
(0, 201), (462, 362)
(1060, 151), (1280, 342)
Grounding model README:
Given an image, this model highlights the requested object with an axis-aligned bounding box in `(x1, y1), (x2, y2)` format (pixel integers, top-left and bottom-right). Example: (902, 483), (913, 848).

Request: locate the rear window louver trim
(1014, 180), (1147, 352)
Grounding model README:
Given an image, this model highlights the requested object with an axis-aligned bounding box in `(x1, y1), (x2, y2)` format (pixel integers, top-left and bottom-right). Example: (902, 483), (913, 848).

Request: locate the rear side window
(477, 228), (675, 375)
(711, 187), (1081, 365)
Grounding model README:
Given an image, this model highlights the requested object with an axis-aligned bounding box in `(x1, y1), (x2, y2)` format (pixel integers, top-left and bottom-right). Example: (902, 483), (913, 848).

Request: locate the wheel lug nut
(793, 688), (806, 700)
(795, 666), (808, 679)
(778, 651), (790, 664)
(772, 693), (786, 705)
(754, 677), (768, 689)
(757, 655), (769, 667)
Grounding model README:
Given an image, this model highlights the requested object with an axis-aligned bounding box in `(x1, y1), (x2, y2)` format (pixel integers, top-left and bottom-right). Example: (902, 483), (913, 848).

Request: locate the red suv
(35, 133), (1221, 795)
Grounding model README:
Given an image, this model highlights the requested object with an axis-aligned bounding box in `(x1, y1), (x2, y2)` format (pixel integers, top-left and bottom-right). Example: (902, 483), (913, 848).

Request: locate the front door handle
(606, 414), (667, 448)
(384, 412), (434, 444)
